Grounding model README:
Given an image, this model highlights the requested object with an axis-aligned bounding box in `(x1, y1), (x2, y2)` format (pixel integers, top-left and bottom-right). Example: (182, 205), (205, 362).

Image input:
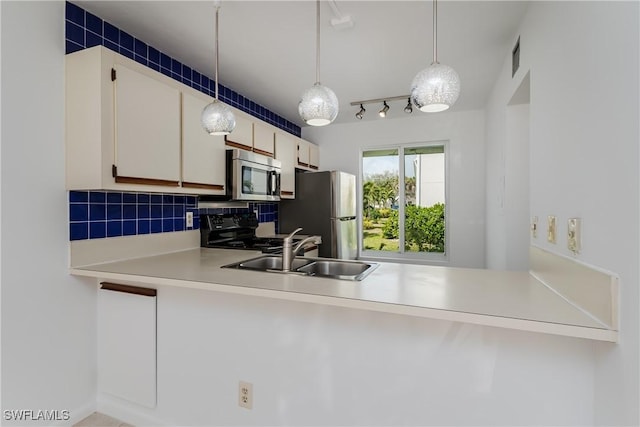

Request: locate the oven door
(232, 158), (281, 201)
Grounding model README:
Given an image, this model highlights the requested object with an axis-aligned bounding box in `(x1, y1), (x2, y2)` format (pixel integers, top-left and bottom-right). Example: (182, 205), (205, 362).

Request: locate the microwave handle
(268, 171), (280, 196)
(269, 171), (277, 196)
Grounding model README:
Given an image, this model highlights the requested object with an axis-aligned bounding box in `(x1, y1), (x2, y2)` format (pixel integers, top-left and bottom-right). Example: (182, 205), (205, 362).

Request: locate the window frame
(358, 140), (450, 265)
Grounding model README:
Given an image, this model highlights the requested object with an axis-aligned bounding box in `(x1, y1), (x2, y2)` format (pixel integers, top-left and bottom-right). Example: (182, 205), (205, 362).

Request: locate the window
(361, 143), (447, 261)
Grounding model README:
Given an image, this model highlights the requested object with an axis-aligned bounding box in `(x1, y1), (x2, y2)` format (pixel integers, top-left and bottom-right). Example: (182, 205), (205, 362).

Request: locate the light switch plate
(568, 218), (581, 254)
(547, 215), (556, 244)
(531, 216), (538, 238)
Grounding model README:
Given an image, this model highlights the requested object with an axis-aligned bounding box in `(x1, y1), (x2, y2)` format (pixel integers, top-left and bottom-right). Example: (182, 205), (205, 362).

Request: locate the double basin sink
(222, 255), (378, 281)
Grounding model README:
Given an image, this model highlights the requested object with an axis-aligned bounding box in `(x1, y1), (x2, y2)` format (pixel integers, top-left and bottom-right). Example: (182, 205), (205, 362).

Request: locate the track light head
(379, 101), (389, 118)
(356, 104), (365, 120)
(404, 97), (413, 114)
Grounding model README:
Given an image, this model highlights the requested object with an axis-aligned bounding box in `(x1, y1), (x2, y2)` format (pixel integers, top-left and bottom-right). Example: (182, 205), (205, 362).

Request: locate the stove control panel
(202, 213), (258, 231)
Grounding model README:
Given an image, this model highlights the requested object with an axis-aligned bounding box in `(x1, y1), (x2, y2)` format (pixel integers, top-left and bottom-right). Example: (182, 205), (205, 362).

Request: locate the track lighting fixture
(349, 95), (409, 120)
(404, 97), (413, 114)
(379, 101), (389, 118)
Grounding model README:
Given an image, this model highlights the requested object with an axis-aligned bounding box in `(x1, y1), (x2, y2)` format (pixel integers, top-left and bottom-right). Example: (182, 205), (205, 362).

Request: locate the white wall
(1, 2), (97, 425)
(101, 286), (596, 426)
(504, 103), (530, 270)
(485, 67), (531, 271)
(485, 2), (639, 425)
(304, 110), (486, 269)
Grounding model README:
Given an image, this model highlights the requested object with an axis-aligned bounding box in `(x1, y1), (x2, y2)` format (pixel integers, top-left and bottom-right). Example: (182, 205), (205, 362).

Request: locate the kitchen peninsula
(70, 232), (617, 343)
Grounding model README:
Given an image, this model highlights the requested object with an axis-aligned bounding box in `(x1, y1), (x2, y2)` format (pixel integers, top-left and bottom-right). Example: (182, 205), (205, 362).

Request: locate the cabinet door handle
(100, 282), (157, 297)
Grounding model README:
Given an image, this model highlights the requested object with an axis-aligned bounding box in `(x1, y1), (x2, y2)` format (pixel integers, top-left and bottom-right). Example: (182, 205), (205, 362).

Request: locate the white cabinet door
(275, 132), (297, 198)
(253, 122), (275, 157)
(297, 139), (310, 168)
(225, 111), (253, 150)
(182, 92), (226, 194)
(98, 283), (157, 408)
(309, 142), (319, 170)
(114, 64), (181, 185)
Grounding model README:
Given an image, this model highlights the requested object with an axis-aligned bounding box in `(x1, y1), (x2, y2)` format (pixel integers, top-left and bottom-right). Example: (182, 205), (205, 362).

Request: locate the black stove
(200, 213), (290, 253)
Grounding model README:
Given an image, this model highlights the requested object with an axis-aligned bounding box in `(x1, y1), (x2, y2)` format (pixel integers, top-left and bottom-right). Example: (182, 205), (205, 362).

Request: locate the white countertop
(71, 248), (616, 341)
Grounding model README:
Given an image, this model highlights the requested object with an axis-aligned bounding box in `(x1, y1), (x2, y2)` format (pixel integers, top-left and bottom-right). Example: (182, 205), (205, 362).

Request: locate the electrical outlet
(238, 381), (253, 409)
(531, 216), (538, 238)
(568, 218), (581, 254)
(547, 215), (556, 244)
(186, 211), (194, 228)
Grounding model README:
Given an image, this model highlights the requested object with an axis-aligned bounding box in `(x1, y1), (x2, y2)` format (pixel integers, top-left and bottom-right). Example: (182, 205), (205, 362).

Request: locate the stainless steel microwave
(227, 149), (281, 202)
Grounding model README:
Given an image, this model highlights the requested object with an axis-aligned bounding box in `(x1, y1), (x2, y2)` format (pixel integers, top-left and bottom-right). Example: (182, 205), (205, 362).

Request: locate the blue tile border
(69, 191), (279, 241)
(65, 1), (301, 137)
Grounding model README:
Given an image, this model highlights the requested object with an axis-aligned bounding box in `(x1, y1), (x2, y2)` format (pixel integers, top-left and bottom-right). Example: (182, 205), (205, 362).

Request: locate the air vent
(512, 36), (521, 77)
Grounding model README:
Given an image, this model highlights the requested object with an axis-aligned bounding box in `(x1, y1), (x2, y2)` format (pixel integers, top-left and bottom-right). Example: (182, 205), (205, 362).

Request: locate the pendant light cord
(214, 5), (220, 100)
(432, 0), (438, 64)
(316, 0), (321, 84)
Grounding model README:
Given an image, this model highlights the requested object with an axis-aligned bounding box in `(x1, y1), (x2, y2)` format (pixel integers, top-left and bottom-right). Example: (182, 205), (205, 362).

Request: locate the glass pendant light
(202, 2), (235, 135)
(298, 0), (339, 126)
(410, 0), (460, 113)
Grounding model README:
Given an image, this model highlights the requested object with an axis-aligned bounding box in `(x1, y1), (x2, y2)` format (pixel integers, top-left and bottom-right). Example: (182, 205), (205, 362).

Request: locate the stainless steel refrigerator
(279, 171), (357, 259)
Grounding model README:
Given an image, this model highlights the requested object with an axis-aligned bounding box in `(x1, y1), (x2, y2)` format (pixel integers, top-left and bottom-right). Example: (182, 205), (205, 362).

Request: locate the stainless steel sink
(297, 260), (376, 280)
(231, 255), (313, 272)
(222, 256), (378, 281)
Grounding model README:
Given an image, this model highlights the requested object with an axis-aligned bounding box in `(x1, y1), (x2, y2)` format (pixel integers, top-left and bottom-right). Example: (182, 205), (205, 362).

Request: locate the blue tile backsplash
(69, 191), (279, 241)
(69, 191), (198, 241)
(65, 2), (301, 137)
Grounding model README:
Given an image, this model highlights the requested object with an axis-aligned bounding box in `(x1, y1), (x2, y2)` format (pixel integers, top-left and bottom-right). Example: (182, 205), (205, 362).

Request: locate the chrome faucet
(281, 228), (322, 272)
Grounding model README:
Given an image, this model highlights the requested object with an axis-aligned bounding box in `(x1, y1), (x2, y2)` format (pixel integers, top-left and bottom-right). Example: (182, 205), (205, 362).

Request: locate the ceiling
(74, 1), (529, 127)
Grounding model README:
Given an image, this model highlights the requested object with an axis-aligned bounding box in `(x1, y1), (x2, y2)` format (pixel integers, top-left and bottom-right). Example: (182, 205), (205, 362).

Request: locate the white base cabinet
(98, 283), (157, 408)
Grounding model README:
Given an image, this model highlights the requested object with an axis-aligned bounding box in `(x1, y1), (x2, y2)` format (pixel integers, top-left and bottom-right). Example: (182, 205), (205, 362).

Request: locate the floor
(73, 412), (133, 427)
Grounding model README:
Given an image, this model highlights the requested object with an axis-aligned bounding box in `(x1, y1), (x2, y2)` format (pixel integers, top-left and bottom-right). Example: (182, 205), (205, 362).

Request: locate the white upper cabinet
(66, 46), (226, 194)
(296, 138), (319, 171)
(309, 143), (319, 170)
(66, 46), (184, 192)
(65, 46), (301, 195)
(297, 139), (310, 168)
(225, 111), (253, 150)
(182, 92), (226, 194)
(253, 122), (275, 157)
(274, 132), (297, 198)
(113, 64), (181, 185)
